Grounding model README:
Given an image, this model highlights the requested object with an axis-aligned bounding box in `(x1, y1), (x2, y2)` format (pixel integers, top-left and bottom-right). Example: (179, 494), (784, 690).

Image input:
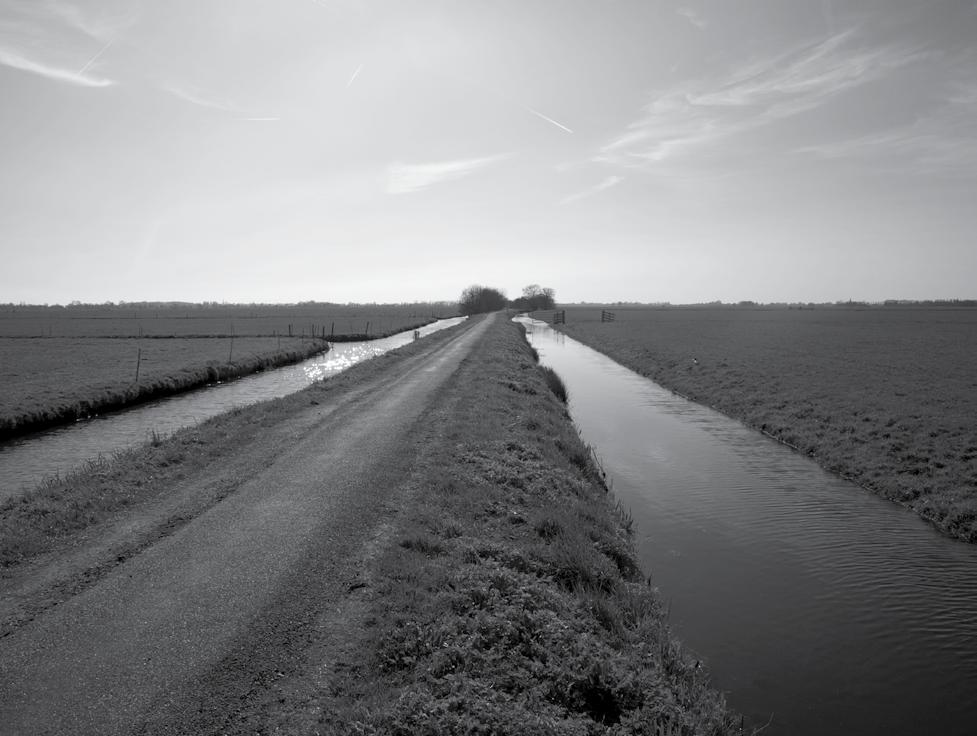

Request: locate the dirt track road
(0, 314), (492, 735)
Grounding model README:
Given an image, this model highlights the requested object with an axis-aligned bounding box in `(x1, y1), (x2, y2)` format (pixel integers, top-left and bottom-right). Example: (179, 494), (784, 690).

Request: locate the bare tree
(514, 284), (556, 311)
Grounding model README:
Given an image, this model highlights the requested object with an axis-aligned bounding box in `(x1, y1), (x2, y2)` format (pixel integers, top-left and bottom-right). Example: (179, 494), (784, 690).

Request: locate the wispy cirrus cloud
(0, 45), (114, 86)
(162, 83), (239, 112)
(676, 7), (706, 30)
(797, 81), (977, 173)
(161, 82), (281, 122)
(44, 1), (128, 42)
(386, 154), (510, 194)
(0, 1), (130, 87)
(598, 30), (925, 168)
(560, 176), (623, 205)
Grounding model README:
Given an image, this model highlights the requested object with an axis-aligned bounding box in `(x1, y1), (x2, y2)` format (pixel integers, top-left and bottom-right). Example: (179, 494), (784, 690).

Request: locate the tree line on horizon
(458, 284), (557, 316)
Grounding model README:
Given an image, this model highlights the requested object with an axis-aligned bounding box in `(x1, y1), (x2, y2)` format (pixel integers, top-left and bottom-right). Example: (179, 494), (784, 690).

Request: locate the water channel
(518, 317), (977, 736)
(0, 317), (467, 500)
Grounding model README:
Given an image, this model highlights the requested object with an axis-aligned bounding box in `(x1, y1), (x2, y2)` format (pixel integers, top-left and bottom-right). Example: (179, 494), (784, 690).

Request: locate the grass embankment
(555, 306), (977, 542)
(313, 319), (739, 734)
(0, 320), (439, 441)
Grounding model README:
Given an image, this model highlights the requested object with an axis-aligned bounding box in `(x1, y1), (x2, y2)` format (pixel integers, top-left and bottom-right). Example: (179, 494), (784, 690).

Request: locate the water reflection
(0, 317), (466, 498)
(517, 316), (977, 736)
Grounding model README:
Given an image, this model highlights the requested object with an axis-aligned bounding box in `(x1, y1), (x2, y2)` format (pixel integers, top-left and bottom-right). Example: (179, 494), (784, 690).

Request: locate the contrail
(78, 39), (113, 75)
(527, 106), (573, 134)
(346, 64), (363, 88)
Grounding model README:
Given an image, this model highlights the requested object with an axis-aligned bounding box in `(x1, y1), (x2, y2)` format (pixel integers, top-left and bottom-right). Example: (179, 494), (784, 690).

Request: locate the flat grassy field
(0, 336), (322, 438)
(0, 302), (455, 338)
(0, 302), (452, 438)
(555, 305), (977, 542)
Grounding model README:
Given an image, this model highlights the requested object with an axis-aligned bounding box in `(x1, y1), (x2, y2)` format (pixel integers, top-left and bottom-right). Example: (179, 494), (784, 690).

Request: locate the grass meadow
(0, 336), (320, 438)
(0, 302), (453, 438)
(0, 302), (455, 338)
(554, 305), (977, 542)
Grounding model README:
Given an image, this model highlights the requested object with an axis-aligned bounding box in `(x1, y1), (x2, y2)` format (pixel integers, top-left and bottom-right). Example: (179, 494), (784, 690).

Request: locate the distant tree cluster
(511, 284), (556, 312)
(458, 285), (508, 315)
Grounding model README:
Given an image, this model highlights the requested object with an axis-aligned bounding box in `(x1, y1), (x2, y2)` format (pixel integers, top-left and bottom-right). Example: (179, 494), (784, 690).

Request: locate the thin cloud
(598, 30), (925, 168)
(0, 45), (114, 87)
(45, 2), (133, 42)
(948, 81), (977, 108)
(78, 38), (112, 75)
(797, 102), (977, 174)
(0, 2), (129, 87)
(795, 65), (977, 174)
(163, 83), (239, 112)
(387, 154), (510, 194)
(527, 106), (573, 134)
(560, 175), (623, 205)
(346, 63), (362, 88)
(163, 83), (281, 121)
(676, 8), (706, 30)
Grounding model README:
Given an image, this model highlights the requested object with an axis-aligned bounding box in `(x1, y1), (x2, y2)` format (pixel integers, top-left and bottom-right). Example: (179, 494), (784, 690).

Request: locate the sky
(0, 0), (975, 305)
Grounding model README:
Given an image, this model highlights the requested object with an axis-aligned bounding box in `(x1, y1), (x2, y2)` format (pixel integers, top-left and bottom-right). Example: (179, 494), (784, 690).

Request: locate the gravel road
(0, 314), (492, 735)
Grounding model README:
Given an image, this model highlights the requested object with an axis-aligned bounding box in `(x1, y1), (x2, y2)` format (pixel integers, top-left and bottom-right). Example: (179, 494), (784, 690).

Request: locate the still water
(0, 317), (467, 499)
(519, 317), (977, 736)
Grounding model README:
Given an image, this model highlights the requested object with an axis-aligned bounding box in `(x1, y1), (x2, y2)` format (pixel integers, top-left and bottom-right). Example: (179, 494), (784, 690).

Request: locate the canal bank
(519, 316), (977, 735)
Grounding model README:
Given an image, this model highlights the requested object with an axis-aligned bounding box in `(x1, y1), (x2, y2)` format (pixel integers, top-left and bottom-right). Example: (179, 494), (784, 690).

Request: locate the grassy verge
(0, 320), (437, 441)
(314, 318), (741, 734)
(555, 307), (977, 543)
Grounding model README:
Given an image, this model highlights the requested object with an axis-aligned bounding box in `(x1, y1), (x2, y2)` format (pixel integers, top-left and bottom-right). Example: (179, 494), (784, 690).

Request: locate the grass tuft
(399, 535), (445, 556)
(539, 365), (569, 403)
